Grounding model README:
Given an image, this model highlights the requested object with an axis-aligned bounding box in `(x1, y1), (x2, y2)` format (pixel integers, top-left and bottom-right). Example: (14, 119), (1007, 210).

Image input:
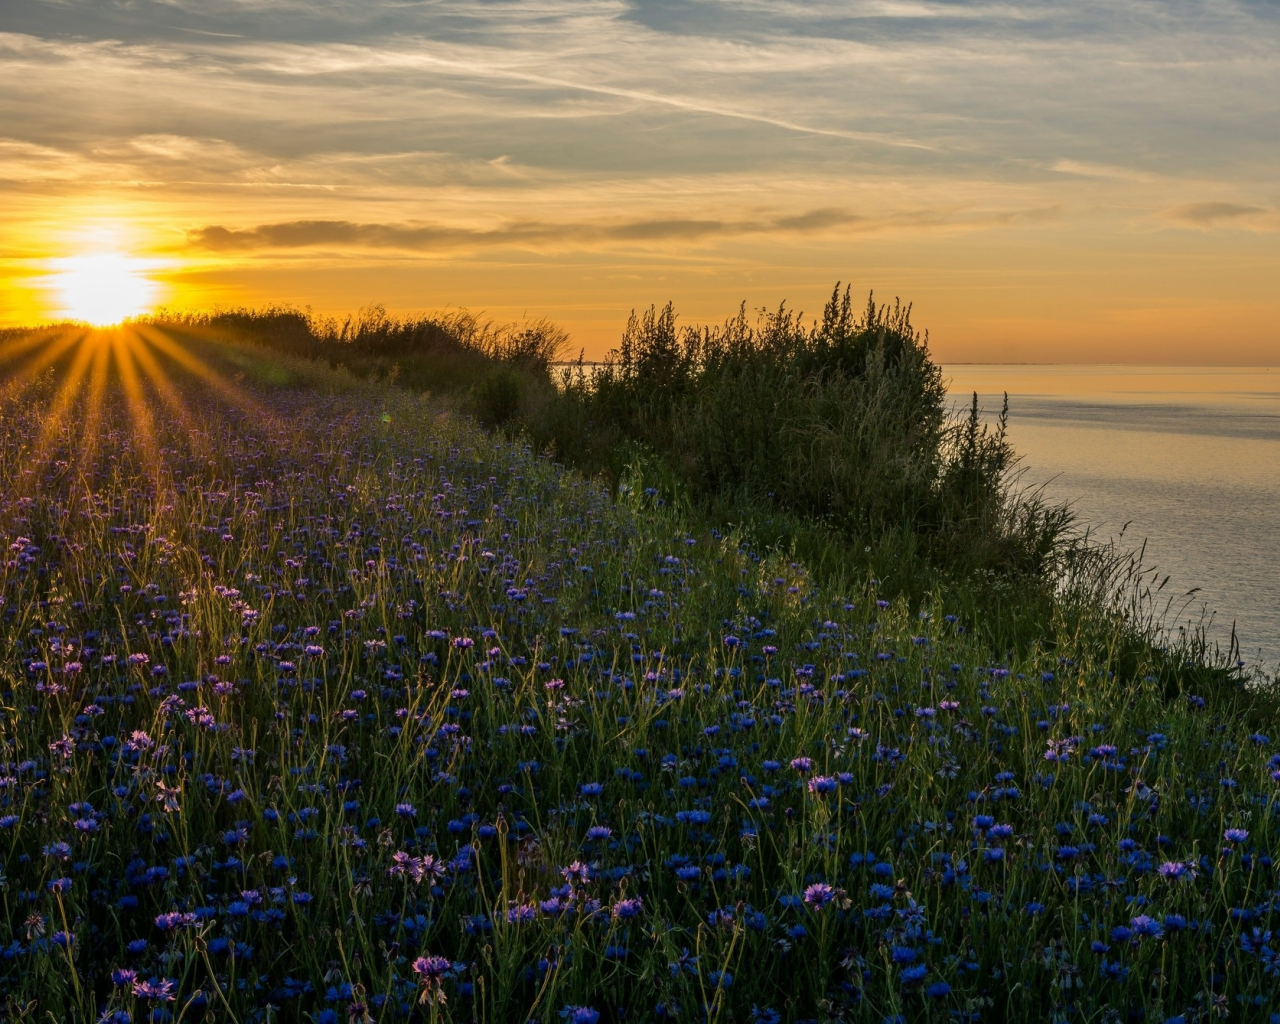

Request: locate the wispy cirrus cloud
(1, 1), (1279, 355)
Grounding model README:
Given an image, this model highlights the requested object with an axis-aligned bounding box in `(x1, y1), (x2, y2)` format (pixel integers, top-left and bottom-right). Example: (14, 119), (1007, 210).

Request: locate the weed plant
(0, 330), (1275, 1022)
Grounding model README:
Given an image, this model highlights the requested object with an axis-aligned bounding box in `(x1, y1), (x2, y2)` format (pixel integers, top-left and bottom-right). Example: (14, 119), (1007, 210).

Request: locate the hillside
(0, 326), (1275, 1021)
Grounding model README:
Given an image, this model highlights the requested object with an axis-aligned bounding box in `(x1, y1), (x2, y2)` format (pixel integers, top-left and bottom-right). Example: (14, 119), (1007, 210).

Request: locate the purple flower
(1158, 860), (1196, 882)
(562, 861), (590, 885)
(413, 955), (454, 1006)
(133, 978), (176, 1002)
(612, 896), (643, 920)
(803, 882), (848, 910)
(413, 955), (452, 980)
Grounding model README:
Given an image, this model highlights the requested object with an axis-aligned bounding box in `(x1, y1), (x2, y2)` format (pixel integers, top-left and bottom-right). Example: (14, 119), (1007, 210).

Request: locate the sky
(1, 0), (1278, 362)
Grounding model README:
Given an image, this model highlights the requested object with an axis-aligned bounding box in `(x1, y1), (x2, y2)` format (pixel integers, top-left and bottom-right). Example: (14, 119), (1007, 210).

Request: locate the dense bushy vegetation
(528, 288), (1070, 587)
(0, 330), (1275, 1023)
(146, 289), (1073, 609)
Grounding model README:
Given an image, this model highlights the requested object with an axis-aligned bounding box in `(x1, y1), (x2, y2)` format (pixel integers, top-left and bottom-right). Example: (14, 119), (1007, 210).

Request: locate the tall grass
(144, 305), (567, 424)
(0, 329), (1274, 1022)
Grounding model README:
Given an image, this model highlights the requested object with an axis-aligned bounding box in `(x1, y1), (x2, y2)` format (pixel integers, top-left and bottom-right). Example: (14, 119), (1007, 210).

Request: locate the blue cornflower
(1130, 915), (1163, 939)
(668, 949), (699, 977)
(1241, 928), (1273, 956)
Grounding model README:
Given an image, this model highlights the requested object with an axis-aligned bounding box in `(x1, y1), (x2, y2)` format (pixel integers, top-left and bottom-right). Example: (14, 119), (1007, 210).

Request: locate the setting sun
(49, 253), (159, 325)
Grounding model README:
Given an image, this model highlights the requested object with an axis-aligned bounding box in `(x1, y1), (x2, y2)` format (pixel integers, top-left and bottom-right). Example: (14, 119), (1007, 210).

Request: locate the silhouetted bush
(524, 285), (1069, 584)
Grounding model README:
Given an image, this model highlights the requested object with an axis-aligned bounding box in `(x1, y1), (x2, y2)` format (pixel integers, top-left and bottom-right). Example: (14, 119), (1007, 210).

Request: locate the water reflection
(946, 366), (1280, 670)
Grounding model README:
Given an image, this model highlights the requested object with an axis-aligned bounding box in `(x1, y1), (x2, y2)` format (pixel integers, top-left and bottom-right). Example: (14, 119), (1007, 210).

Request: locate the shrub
(469, 364), (524, 428)
(525, 285), (1063, 586)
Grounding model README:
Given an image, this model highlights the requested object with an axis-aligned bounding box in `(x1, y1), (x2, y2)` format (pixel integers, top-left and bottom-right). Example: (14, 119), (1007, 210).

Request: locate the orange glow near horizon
(0, 3), (1278, 362)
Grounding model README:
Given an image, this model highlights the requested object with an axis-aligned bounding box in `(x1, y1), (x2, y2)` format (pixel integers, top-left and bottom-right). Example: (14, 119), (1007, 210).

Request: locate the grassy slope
(0, 329), (1276, 1022)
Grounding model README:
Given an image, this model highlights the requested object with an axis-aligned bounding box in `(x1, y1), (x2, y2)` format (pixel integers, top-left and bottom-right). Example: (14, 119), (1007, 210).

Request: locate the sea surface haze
(946, 365), (1280, 672)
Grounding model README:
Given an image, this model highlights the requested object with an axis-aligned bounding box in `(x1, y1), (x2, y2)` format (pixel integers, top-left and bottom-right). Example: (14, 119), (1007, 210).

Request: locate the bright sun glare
(51, 253), (159, 326)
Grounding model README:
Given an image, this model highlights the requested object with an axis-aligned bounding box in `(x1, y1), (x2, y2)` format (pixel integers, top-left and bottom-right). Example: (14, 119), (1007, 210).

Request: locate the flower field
(0, 329), (1276, 1022)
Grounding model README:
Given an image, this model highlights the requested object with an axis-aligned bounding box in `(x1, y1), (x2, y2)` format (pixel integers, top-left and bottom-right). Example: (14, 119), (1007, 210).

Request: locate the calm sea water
(945, 366), (1280, 673)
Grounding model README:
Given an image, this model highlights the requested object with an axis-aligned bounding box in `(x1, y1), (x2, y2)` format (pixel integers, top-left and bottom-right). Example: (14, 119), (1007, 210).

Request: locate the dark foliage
(528, 285), (1072, 586)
